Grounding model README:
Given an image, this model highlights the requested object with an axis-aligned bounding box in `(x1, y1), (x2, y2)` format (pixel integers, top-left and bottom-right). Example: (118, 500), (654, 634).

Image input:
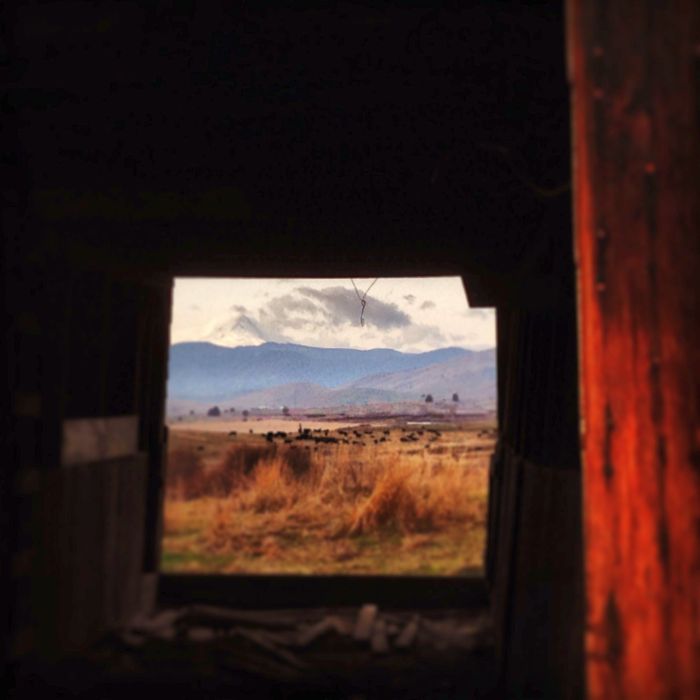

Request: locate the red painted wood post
(568, 1), (700, 697)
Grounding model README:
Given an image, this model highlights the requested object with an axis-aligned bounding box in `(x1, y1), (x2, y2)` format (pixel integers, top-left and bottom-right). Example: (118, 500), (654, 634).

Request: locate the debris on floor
(11, 604), (497, 698)
(121, 602), (492, 655)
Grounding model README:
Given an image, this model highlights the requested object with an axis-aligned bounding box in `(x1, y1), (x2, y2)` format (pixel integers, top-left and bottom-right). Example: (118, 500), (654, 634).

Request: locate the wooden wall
(32, 455), (148, 655)
(5, 262), (171, 659)
(488, 290), (584, 697)
(569, 1), (700, 697)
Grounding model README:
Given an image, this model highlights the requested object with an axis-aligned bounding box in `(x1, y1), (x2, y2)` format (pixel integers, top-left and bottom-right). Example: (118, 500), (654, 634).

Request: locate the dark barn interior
(2, 1), (698, 698)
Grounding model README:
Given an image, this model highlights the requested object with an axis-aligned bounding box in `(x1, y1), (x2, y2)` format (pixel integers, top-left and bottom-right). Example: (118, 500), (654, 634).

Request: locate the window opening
(162, 277), (496, 576)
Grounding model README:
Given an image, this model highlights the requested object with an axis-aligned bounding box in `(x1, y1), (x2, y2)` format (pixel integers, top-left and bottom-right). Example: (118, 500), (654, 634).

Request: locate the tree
(282, 406), (290, 416)
(207, 406), (221, 417)
(242, 409), (250, 421)
(425, 394), (434, 403)
(452, 393), (459, 402)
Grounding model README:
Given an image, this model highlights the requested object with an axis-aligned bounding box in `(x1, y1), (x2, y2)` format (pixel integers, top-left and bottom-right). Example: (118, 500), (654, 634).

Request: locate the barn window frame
(152, 272), (497, 610)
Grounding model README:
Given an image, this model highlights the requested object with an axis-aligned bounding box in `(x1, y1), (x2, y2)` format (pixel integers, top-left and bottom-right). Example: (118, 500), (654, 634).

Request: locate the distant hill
(167, 341), (471, 401)
(213, 384), (411, 410)
(344, 351), (496, 399)
(167, 341), (496, 414)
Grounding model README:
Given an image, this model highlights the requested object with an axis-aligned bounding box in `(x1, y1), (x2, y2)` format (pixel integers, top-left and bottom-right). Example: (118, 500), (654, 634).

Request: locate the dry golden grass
(166, 448), (207, 500)
(162, 424), (494, 575)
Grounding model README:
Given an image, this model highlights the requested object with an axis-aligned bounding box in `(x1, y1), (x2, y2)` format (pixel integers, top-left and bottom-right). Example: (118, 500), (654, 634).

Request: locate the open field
(169, 417), (370, 434)
(162, 419), (496, 576)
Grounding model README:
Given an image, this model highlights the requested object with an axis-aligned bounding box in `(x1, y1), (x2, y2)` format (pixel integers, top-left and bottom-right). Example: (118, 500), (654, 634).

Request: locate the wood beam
(569, 1), (700, 697)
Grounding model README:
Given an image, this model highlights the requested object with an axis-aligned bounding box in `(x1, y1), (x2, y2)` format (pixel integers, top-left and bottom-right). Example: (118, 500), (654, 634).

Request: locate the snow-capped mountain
(204, 314), (271, 347)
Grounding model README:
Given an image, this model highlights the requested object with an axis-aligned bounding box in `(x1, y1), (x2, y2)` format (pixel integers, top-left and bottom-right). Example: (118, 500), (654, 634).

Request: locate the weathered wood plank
(506, 460), (582, 699)
(296, 617), (341, 647)
(370, 618), (389, 654)
(100, 460), (119, 628)
(394, 615), (419, 649)
(128, 457), (148, 619)
(187, 604), (301, 630)
(61, 415), (139, 466)
(34, 468), (62, 654)
(140, 282), (172, 572)
(31, 455), (149, 655)
(569, 1), (700, 696)
(354, 604), (378, 641)
(58, 459), (79, 651)
(115, 455), (149, 623)
(490, 447), (522, 669)
(490, 300), (584, 697)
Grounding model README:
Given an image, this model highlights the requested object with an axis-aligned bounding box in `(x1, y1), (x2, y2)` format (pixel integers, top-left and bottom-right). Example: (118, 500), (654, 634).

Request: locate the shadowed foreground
(10, 604), (498, 699)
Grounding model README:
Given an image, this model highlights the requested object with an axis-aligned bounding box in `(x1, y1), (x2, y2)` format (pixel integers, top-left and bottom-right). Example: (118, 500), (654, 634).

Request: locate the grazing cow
(228, 431), (237, 437)
(315, 436), (339, 444)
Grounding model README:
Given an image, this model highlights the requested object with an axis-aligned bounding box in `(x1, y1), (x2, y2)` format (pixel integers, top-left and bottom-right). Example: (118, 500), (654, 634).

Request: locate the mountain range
(167, 341), (496, 414)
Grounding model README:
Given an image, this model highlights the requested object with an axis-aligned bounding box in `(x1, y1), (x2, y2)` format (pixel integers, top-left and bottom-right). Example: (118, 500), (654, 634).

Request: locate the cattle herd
(250, 425), (449, 449)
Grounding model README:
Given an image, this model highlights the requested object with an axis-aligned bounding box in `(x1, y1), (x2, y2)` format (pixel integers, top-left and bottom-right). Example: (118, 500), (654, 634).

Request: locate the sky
(170, 277), (496, 353)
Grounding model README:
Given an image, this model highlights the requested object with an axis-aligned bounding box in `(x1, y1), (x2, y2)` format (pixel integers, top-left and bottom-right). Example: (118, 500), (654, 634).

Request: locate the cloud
(266, 294), (322, 320)
(403, 294), (416, 304)
(297, 286), (411, 329)
(462, 308), (494, 320)
(254, 294), (329, 336)
(389, 323), (448, 349)
(420, 300), (436, 310)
